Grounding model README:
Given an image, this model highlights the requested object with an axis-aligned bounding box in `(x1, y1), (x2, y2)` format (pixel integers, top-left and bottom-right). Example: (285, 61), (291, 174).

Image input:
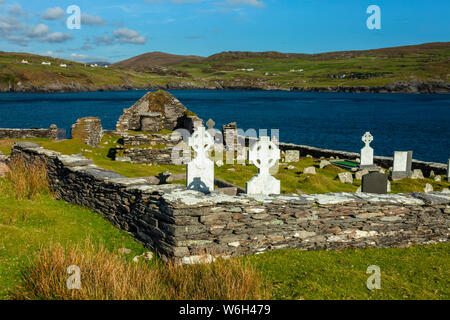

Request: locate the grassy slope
(1, 176), (448, 300)
(1, 42), (449, 91)
(1, 137), (449, 194)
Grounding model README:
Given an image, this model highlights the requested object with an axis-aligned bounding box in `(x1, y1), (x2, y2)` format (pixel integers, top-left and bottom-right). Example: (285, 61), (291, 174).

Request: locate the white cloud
(81, 13), (106, 26)
(95, 35), (114, 45)
(8, 2), (23, 16)
(44, 32), (73, 43)
(42, 6), (65, 20)
(27, 24), (50, 38)
(113, 28), (146, 44)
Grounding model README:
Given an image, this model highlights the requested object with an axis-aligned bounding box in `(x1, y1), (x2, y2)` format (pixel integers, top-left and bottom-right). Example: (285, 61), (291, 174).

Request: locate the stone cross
(187, 126), (214, 193)
(360, 132), (374, 169)
(246, 136), (281, 195)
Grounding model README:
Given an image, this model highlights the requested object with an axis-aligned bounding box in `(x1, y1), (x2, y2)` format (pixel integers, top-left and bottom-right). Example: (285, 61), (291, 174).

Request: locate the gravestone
(187, 126), (214, 193)
(361, 172), (388, 194)
(338, 172), (353, 184)
(285, 150), (300, 163)
(360, 132), (375, 169)
(304, 167), (316, 175)
(246, 136), (281, 195)
(392, 151), (413, 180)
(411, 169), (424, 179)
(355, 169), (369, 180)
(320, 160), (331, 169)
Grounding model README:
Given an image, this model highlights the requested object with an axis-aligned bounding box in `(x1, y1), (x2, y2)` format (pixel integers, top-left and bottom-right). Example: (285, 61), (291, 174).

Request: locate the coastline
(1, 79), (449, 94)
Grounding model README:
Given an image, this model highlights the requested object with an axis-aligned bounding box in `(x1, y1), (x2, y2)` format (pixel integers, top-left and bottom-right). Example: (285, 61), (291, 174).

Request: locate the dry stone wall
(0, 125), (60, 140)
(11, 142), (450, 264)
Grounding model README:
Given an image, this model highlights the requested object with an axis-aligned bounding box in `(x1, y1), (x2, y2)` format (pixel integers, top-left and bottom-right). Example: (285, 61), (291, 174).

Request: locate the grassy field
(1, 136), (449, 194)
(1, 42), (449, 91)
(1, 173), (448, 300)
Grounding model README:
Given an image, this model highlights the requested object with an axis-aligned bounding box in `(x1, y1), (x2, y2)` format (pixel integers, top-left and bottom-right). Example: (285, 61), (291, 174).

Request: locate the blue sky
(0, 0), (448, 63)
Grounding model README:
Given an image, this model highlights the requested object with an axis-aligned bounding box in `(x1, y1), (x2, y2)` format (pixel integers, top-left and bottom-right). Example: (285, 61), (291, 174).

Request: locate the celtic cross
(362, 132), (373, 147)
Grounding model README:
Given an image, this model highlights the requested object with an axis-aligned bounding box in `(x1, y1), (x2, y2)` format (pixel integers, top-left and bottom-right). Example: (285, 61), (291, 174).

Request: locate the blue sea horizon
(0, 90), (449, 163)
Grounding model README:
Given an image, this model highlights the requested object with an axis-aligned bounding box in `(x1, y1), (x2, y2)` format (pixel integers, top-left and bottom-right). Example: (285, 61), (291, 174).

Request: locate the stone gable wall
(11, 142), (450, 264)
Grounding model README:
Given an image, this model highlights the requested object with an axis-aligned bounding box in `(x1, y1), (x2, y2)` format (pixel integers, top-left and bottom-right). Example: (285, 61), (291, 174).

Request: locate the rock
(355, 169), (369, 180)
(144, 176), (161, 185)
(0, 162), (10, 178)
(227, 168), (235, 172)
(216, 160), (224, 167)
(71, 117), (103, 147)
(296, 189), (306, 195)
(285, 150), (300, 163)
(411, 169), (424, 179)
(118, 248), (131, 254)
(338, 172), (353, 184)
(303, 167), (316, 175)
(355, 158), (361, 163)
(379, 168), (386, 174)
(424, 183), (433, 193)
(335, 156), (340, 160)
(429, 170), (435, 178)
(306, 154), (313, 158)
(216, 187), (238, 196)
(133, 251), (154, 262)
(442, 188), (450, 193)
(166, 173), (186, 182)
(434, 175), (442, 182)
(320, 160), (331, 169)
(356, 186), (361, 193)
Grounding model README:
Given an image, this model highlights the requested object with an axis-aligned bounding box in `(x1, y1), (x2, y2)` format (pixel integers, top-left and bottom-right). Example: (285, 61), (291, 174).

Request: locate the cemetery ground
(1, 135), (449, 195)
(0, 136), (449, 300)
(0, 175), (449, 300)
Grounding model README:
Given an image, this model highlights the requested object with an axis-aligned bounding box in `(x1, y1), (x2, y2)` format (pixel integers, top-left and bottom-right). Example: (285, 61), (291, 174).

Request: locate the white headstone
(246, 136), (280, 195)
(187, 126), (214, 193)
(392, 151), (413, 180)
(360, 132), (374, 168)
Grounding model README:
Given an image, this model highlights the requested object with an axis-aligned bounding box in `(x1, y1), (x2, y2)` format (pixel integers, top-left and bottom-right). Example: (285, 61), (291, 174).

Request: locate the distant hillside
(1, 42), (449, 93)
(112, 52), (205, 71)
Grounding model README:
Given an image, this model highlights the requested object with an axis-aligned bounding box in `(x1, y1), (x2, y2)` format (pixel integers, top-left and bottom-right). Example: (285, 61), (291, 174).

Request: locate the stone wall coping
(13, 143), (450, 207)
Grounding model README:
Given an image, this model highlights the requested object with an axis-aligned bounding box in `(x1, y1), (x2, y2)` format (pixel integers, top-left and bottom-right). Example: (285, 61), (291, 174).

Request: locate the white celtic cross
(189, 126), (214, 159)
(246, 136), (281, 195)
(187, 126), (214, 192)
(362, 132), (373, 147)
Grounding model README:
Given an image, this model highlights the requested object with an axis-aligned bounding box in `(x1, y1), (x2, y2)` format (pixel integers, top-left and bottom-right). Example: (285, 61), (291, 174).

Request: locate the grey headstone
(362, 172), (388, 194)
(391, 151), (413, 180)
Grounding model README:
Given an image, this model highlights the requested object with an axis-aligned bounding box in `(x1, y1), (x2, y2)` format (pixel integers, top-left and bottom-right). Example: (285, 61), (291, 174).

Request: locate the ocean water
(0, 90), (449, 163)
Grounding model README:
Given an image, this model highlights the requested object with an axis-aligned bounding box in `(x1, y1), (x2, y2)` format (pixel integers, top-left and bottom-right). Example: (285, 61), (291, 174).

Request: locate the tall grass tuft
(11, 242), (269, 300)
(6, 155), (49, 199)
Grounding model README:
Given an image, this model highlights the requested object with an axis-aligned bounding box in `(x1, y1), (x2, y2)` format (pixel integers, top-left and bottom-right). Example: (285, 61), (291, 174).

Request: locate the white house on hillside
(21, 59), (29, 64)
(42, 61), (51, 66)
(60, 63), (67, 68)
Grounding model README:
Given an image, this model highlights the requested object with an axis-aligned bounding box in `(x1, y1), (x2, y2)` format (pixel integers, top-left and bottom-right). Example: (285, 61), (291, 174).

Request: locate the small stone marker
(246, 136), (280, 195)
(392, 151), (413, 180)
(411, 169), (424, 179)
(338, 172), (353, 184)
(424, 183), (433, 193)
(187, 126), (214, 193)
(320, 160), (331, 169)
(361, 172), (388, 194)
(434, 175), (441, 182)
(285, 150), (300, 163)
(360, 132), (375, 169)
(303, 167), (316, 175)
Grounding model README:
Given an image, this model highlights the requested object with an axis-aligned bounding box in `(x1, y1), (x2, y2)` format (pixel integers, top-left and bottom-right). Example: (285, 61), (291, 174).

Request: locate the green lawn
(1, 176), (448, 300)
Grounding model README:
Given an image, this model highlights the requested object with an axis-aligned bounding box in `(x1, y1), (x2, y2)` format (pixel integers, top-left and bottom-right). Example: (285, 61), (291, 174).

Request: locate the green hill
(1, 42), (449, 93)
